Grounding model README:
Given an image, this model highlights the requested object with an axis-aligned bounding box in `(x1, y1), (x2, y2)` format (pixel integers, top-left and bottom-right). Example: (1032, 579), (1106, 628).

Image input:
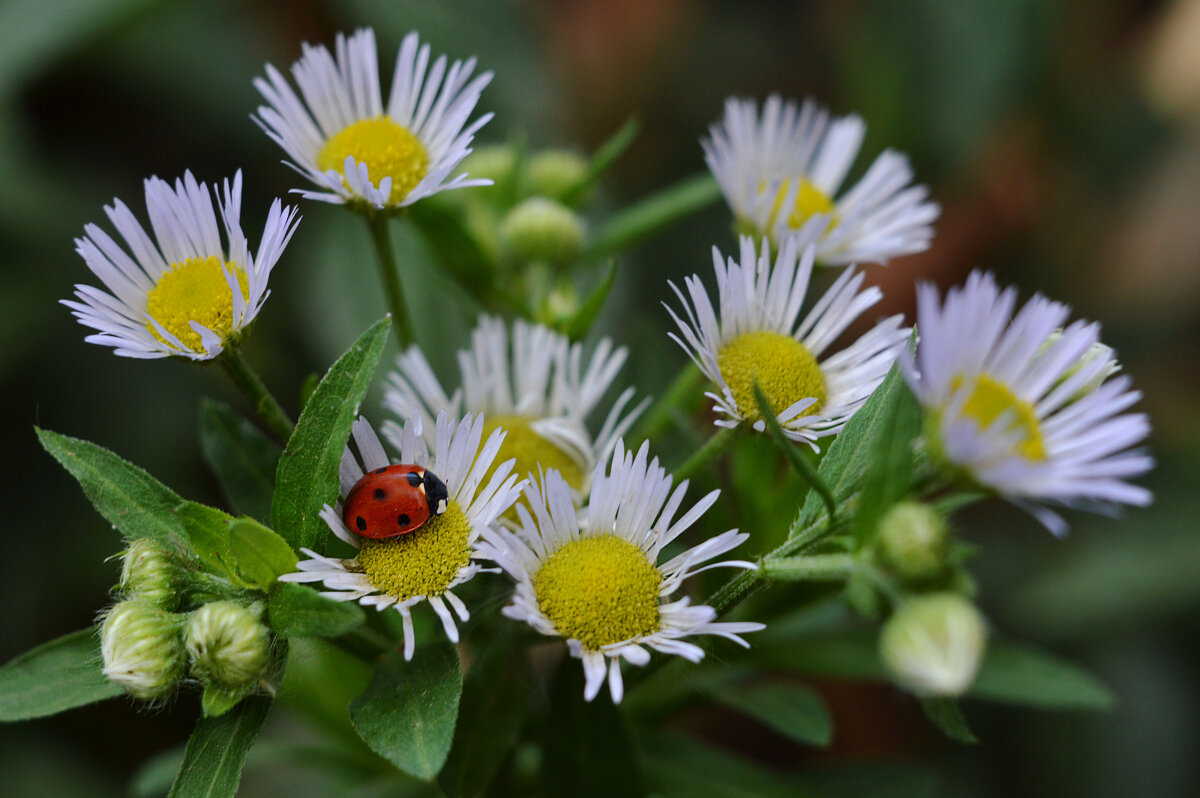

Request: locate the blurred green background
(2, 0), (1198, 795)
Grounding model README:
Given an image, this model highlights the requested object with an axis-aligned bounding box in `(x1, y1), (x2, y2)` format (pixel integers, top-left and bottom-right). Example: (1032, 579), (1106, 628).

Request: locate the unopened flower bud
(876, 502), (948, 581)
(100, 600), (186, 700)
(119, 539), (187, 608)
(880, 594), (987, 697)
(526, 150), (588, 202)
(1042, 331), (1121, 399)
(500, 197), (586, 265)
(185, 601), (270, 689)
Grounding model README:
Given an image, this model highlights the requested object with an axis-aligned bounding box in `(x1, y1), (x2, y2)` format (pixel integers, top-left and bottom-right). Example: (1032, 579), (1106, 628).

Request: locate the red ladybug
(342, 464), (450, 540)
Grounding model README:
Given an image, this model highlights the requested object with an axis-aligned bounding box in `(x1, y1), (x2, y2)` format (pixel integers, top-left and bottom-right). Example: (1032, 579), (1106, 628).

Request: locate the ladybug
(342, 464), (450, 539)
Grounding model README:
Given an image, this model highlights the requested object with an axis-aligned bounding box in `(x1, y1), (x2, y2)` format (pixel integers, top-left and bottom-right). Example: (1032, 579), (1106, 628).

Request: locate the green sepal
(920, 696), (979, 744)
(200, 682), (251, 718)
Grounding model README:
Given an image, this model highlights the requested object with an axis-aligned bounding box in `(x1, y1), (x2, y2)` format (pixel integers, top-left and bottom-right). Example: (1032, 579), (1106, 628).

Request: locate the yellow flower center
(717, 330), (826, 423)
(356, 500), (472, 600)
(954, 374), (1047, 461)
(144, 256), (250, 352)
(316, 116), (429, 206)
(770, 177), (838, 231)
(483, 415), (587, 491)
(533, 534), (662, 650)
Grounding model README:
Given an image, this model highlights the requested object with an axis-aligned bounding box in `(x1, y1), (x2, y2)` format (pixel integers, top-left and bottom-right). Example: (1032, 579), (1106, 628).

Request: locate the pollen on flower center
(533, 534), (662, 650)
(483, 415), (586, 490)
(145, 256), (249, 352)
(356, 500), (471, 600)
(718, 330), (826, 422)
(769, 177), (838, 231)
(317, 116), (429, 206)
(954, 374), (1047, 461)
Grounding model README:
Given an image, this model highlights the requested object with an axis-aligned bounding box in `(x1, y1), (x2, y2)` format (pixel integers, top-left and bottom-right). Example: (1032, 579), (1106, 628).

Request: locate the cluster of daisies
(63, 26), (1152, 701)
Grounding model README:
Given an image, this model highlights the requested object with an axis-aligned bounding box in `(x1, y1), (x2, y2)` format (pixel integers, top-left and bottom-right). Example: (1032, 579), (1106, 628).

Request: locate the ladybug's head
(423, 470), (449, 516)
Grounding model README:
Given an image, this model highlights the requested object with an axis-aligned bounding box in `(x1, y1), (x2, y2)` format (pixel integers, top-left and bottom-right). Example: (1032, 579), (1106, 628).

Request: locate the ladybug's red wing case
(341, 464), (451, 540)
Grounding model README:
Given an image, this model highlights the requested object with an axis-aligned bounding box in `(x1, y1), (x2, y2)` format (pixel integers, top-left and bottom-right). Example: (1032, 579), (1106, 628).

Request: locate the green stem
(761, 552), (857, 581)
(366, 213), (416, 347)
(634, 363), (705, 441)
(673, 426), (738, 482)
(217, 346), (293, 444)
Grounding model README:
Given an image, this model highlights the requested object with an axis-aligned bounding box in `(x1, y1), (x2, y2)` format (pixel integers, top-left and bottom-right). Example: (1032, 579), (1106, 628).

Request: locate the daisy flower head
(279, 413), (523, 660)
(903, 271), (1153, 533)
(383, 315), (645, 499)
(479, 440), (763, 703)
(64, 171), (299, 360)
(668, 232), (911, 446)
(702, 94), (939, 265)
(254, 28), (493, 211)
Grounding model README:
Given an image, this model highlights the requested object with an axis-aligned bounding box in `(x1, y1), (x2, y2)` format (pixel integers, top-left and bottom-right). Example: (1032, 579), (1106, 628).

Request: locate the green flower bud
(526, 149), (588, 202)
(500, 197), (586, 265)
(876, 502), (948, 581)
(185, 601), (270, 690)
(880, 594), (987, 697)
(119, 539), (188, 608)
(100, 600), (186, 700)
(460, 145), (518, 186)
(1041, 330), (1121, 399)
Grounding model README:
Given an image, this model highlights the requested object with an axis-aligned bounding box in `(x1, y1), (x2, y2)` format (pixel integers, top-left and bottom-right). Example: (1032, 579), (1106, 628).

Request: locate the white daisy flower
(279, 413), (522, 660)
(254, 28), (493, 210)
(63, 171), (299, 360)
(903, 270), (1153, 533)
(702, 94), (939, 265)
(667, 232), (910, 446)
(383, 315), (645, 499)
(478, 440), (763, 703)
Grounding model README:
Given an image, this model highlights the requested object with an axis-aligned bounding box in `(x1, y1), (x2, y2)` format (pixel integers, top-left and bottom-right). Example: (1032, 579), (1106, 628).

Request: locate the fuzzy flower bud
(526, 150), (588, 202)
(185, 601), (270, 689)
(876, 502), (948, 581)
(119, 539), (187, 608)
(100, 600), (186, 700)
(500, 197), (586, 265)
(880, 594), (987, 697)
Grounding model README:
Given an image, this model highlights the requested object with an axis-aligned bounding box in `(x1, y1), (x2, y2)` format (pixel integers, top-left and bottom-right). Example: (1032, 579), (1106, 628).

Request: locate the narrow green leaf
(851, 377), (921, 545)
(36, 427), (183, 544)
(173, 501), (234, 574)
(200, 399), (280, 524)
(272, 318), (390, 551)
(349, 643), (462, 780)
(563, 259), (617, 341)
(754, 384), (836, 523)
(267, 583), (364, 639)
(168, 693), (273, 798)
(638, 729), (819, 798)
(920, 697), (978, 744)
(439, 639), (531, 797)
(0, 628), (120, 721)
(560, 116), (640, 206)
(228, 517), (298, 590)
(585, 173), (720, 259)
(704, 682), (832, 747)
(542, 660), (644, 797)
(970, 642), (1115, 710)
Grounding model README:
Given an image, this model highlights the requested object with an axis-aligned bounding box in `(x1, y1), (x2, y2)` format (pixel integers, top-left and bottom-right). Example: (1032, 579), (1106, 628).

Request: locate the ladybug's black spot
(405, 472), (422, 487)
(374, 466), (388, 474)
(398, 514), (411, 527)
(373, 488), (387, 500)
(355, 516), (367, 531)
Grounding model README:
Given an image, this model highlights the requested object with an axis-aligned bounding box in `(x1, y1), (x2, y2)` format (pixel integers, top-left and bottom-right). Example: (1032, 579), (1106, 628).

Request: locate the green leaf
(0, 628), (121, 722)
(542, 660), (644, 798)
(754, 384), (836, 523)
(228, 517), (298, 590)
(267, 583), (364, 639)
(703, 682), (833, 747)
(970, 642), (1115, 710)
(349, 643), (462, 780)
(173, 501), (235, 575)
(920, 697), (978, 744)
(563, 259), (617, 341)
(638, 729), (818, 798)
(560, 116), (640, 206)
(37, 427), (183, 544)
(585, 173), (721, 259)
(201, 683), (251, 718)
(439, 639), (531, 798)
(168, 693), (273, 798)
(272, 318), (390, 551)
(851, 377), (921, 545)
(199, 399), (280, 524)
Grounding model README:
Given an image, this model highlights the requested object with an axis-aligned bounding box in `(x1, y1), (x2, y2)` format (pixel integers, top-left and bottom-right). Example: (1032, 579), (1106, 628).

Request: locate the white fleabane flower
(703, 94), (939, 265)
(383, 315), (645, 499)
(279, 414), (522, 660)
(667, 232), (910, 446)
(478, 440), (763, 703)
(254, 28), (492, 210)
(903, 271), (1153, 533)
(63, 171), (299, 360)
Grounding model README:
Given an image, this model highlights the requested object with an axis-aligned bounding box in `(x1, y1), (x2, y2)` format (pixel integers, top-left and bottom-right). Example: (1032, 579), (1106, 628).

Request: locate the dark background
(2, 1), (1198, 795)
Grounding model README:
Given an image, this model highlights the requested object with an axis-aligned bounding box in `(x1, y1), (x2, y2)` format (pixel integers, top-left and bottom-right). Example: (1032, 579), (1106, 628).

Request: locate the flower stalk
(217, 346), (293, 444)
